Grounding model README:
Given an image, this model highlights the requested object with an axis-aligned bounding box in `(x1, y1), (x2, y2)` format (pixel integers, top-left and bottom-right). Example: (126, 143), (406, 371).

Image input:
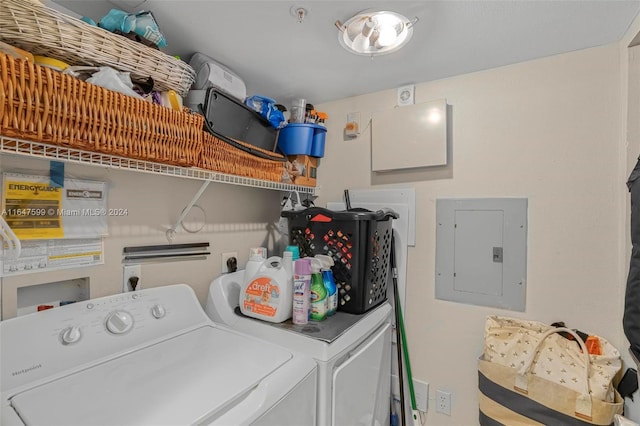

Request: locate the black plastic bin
(197, 88), (277, 151)
(282, 207), (398, 314)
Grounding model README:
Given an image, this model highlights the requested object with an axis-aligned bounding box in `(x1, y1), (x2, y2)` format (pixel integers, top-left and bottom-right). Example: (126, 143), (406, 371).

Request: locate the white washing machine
(206, 270), (392, 426)
(1, 284), (317, 426)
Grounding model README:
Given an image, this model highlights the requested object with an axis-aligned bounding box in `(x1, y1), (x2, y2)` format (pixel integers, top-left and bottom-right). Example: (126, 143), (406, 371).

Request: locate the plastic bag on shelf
(86, 67), (143, 99)
(245, 95), (287, 129)
(99, 9), (167, 48)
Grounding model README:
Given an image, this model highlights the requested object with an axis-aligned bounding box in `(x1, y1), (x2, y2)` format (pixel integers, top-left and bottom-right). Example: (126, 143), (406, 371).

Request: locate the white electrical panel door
(371, 98), (447, 171)
(435, 198), (527, 311)
(454, 210), (504, 296)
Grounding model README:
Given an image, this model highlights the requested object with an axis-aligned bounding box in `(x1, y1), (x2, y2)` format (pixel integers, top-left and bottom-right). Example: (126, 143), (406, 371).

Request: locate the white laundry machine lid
(9, 326), (291, 426)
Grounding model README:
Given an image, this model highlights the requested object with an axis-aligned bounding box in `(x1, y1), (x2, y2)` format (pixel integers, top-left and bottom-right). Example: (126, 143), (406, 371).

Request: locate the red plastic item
(37, 305), (54, 311)
(585, 336), (602, 355)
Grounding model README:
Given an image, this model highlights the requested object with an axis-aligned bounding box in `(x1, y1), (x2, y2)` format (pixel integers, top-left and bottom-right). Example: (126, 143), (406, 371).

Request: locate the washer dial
(151, 304), (166, 319)
(105, 311), (134, 334)
(61, 326), (82, 344)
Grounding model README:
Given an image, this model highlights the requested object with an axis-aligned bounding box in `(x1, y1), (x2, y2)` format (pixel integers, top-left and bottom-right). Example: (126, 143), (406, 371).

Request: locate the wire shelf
(0, 136), (318, 195)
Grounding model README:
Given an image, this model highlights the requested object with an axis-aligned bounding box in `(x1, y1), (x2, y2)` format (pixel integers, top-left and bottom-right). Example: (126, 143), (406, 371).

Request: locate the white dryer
(1, 284), (317, 426)
(206, 270), (392, 426)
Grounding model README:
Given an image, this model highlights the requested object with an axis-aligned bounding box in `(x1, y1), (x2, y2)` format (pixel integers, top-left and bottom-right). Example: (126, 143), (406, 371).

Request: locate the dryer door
(332, 323), (391, 426)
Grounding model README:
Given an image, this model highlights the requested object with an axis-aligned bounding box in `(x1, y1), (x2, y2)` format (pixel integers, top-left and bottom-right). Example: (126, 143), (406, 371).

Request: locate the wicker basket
(200, 132), (285, 182)
(0, 53), (203, 166)
(0, 0), (195, 96)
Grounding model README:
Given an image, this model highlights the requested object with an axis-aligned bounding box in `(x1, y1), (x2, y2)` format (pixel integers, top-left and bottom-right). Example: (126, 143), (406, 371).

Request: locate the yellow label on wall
(2, 179), (63, 239)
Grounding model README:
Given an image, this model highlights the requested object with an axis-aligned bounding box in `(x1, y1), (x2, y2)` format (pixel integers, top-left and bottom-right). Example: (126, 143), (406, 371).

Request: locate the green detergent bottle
(309, 258), (328, 321)
(316, 255), (337, 316)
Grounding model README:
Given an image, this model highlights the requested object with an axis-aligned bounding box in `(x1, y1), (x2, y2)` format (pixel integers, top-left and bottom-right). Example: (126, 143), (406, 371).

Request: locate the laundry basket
(282, 207), (398, 314)
(0, 53), (203, 166)
(0, 0), (195, 95)
(199, 132), (284, 182)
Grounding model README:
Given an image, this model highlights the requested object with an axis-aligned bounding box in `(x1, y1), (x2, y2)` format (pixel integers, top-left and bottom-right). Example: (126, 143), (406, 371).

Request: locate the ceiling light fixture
(335, 10), (418, 57)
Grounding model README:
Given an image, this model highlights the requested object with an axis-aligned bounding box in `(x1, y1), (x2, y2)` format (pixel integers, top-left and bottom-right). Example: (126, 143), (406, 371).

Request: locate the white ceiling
(54, 0), (640, 107)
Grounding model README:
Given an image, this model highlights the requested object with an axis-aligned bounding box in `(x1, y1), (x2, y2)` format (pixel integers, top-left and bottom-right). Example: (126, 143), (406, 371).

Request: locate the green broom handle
(395, 276), (417, 410)
(391, 235), (417, 412)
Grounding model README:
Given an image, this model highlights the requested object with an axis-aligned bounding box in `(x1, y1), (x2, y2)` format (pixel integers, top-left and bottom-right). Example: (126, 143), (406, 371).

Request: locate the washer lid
(9, 326), (292, 426)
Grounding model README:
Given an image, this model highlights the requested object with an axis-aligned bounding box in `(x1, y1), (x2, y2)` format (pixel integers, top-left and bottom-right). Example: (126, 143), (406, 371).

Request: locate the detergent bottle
(316, 254), (337, 316)
(292, 258), (311, 325)
(285, 245), (300, 261)
(309, 258), (328, 321)
(240, 256), (292, 323)
(283, 250), (294, 278)
(245, 247), (267, 282)
(282, 251), (294, 305)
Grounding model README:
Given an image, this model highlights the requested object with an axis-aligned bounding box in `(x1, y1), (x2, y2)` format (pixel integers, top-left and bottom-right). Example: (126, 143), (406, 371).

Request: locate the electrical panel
(435, 198), (527, 311)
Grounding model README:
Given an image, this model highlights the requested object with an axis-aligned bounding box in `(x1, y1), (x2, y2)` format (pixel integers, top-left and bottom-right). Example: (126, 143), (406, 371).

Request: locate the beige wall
(0, 155), (282, 318)
(317, 44), (624, 424)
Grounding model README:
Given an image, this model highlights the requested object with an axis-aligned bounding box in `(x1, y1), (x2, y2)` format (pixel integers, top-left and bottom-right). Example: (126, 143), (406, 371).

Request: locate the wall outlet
(436, 390), (451, 415)
(222, 252), (238, 273)
(412, 379), (429, 412)
(123, 264), (141, 292)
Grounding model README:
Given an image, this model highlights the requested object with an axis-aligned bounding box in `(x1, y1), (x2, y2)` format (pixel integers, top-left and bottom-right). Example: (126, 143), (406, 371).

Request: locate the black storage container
(193, 88), (277, 151)
(282, 207), (398, 314)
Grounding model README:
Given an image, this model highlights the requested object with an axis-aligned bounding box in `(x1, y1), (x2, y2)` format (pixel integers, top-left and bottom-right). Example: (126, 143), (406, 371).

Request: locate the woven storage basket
(0, 0), (195, 96)
(0, 53), (203, 166)
(200, 132), (284, 182)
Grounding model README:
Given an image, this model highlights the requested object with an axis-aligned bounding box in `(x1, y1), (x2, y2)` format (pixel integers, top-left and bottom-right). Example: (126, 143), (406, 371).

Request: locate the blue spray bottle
(315, 255), (337, 316)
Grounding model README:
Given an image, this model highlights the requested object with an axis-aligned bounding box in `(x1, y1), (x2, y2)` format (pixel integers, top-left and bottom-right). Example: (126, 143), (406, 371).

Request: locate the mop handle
(391, 236), (418, 416)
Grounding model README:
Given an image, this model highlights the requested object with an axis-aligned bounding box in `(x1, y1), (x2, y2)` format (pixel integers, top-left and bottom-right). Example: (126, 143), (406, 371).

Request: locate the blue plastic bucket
(277, 123), (315, 155)
(310, 125), (327, 158)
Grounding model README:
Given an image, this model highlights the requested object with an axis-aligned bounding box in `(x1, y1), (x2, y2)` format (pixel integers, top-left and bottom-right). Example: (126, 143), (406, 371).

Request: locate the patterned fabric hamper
(479, 316), (624, 425)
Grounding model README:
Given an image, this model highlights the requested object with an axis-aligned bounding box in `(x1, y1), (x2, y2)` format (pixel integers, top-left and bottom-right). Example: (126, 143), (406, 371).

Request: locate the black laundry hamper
(282, 207), (398, 314)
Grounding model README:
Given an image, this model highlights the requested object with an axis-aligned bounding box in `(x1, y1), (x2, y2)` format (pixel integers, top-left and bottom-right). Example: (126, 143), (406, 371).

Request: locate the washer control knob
(61, 326), (82, 345)
(105, 311), (133, 334)
(151, 304), (166, 319)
